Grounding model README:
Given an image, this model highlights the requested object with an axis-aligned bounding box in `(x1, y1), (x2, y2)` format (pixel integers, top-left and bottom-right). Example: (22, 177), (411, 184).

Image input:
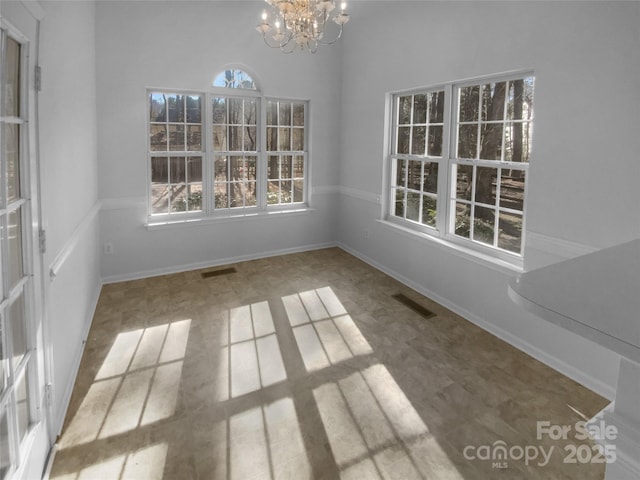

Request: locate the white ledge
(376, 219), (523, 275)
(146, 207), (316, 231)
(526, 230), (599, 259)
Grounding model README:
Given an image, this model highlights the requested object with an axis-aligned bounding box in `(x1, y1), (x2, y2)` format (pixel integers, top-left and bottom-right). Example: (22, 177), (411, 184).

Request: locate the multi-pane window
(149, 93), (203, 214)
(147, 70), (307, 220)
(390, 91), (444, 228)
(212, 96), (258, 209)
(266, 100), (306, 205)
(453, 77), (533, 254)
(388, 74), (534, 262)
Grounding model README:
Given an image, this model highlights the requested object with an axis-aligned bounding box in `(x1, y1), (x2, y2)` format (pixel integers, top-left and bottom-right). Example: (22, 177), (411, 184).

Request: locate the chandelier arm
(308, 38), (318, 53)
(261, 32), (294, 50)
(262, 35), (281, 49)
(281, 40), (297, 54)
(316, 24), (343, 45)
(321, 10), (329, 26)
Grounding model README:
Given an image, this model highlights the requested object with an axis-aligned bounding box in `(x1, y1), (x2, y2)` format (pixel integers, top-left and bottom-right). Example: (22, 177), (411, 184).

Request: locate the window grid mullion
(390, 96), (399, 219)
(425, 95), (431, 159)
(403, 184), (408, 220)
(408, 95), (414, 156)
(204, 92), (212, 215)
(501, 83), (509, 162)
(418, 161), (424, 223)
(257, 97), (266, 210)
(439, 84), (453, 235)
(182, 100), (187, 149)
(493, 167), (501, 247)
(475, 88), (482, 161)
(469, 165), (477, 241)
(226, 156), (231, 209)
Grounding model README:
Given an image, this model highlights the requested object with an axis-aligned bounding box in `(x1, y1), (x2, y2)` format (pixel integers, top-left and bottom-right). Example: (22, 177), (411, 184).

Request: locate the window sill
(376, 219), (524, 275)
(146, 206), (315, 231)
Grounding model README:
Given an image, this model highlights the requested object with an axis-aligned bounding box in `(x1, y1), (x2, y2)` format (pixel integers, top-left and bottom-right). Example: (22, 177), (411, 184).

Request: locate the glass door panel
(16, 370), (31, 444)
(4, 35), (20, 118)
(1, 30), (38, 480)
(9, 294), (26, 367)
(0, 410), (10, 478)
(5, 123), (20, 202)
(0, 314), (5, 392)
(8, 208), (24, 289)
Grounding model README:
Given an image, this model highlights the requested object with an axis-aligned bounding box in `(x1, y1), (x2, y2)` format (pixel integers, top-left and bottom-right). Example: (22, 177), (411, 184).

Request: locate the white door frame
(0, 1), (50, 479)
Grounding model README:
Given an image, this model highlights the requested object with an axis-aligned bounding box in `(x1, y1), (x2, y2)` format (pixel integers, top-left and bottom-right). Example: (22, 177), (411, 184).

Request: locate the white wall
(25, 1), (639, 477)
(336, 1), (640, 398)
(66, 0), (637, 402)
(95, 1), (343, 281)
(39, 0), (102, 433)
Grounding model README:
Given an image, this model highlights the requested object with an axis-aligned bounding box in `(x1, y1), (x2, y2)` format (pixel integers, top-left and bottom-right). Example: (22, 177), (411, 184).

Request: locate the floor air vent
(201, 267), (237, 279)
(391, 293), (436, 319)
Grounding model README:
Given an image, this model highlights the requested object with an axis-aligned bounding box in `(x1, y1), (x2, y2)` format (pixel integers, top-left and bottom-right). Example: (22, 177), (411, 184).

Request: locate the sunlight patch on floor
(217, 301), (287, 400)
(227, 397), (311, 480)
(50, 443), (168, 480)
(59, 320), (190, 448)
(284, 287), (373, 372)
(314, 364), (463, 479)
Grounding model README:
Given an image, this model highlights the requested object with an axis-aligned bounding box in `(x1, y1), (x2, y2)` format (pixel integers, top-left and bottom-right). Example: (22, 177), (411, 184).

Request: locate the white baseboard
(101, 241), (338, 284)
(42, 444), (58, 480)
(336, 241), (616, 400)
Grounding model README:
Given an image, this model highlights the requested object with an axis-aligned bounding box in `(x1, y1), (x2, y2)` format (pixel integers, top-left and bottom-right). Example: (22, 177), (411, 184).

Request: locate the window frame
(146, 83), (310, 223)
(385, 71), (534, 268)
(264, 98), (309, 208)
(388, 86), (450, 236)
(147, 89), (205, 218)
(210, 90), (262, 213)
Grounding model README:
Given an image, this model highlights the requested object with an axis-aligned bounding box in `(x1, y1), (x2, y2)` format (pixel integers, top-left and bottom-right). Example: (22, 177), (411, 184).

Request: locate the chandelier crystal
(256, 0), (350, 54)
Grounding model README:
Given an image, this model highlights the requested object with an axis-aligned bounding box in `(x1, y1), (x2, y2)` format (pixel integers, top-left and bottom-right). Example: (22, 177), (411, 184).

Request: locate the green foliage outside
(173, 191), (202, 212)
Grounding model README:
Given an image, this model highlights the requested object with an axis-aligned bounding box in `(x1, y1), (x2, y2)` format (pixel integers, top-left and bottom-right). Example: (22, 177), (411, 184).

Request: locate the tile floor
(49, 247), (609, 479)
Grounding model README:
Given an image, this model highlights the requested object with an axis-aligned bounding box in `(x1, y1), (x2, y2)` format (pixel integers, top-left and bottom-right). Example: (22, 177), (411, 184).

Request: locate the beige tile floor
(50, 247), (609, 480)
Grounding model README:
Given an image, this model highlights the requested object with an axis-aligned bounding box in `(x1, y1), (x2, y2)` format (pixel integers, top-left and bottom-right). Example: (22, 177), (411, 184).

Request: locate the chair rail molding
(49, 200), (101, 280)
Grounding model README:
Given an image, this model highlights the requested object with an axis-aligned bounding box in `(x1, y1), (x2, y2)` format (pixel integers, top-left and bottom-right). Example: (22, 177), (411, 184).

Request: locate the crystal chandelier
(256, 0), (350, 54)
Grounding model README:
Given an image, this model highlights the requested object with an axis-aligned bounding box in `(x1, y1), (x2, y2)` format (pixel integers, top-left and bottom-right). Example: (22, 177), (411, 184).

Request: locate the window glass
(148, 92), (203, 214)
(0, 315), (5, 393)
(389, 89), (444, 229)
(389, 75), (534, 260)
(265, 101), (306, 206)
(5, 124), (20, 202)
(212, 97), (258, 210)
(148, 81), (308, 217)
(8, 209), (23, 289)
(0, 410), (10, 478)
(10, 292), (26, 367)
(453, 76), (534, 255)
(5, 37), (20, 117)
(16, 370), (31, 443)
(213, 69), (257, 90)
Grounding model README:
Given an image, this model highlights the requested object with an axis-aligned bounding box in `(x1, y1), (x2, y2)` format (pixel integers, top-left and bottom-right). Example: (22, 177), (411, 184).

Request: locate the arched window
(213, 69), (257, 90)
(147, 67), (307, 220)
